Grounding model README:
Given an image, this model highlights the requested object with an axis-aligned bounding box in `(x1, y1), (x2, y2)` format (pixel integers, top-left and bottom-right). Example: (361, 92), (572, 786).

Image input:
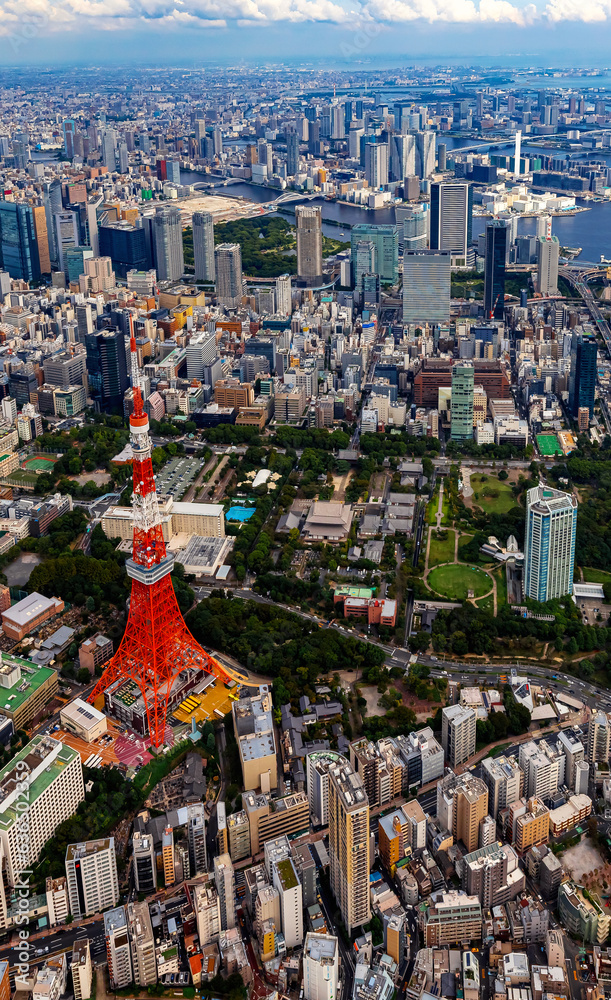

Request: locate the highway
(559, 264), (611, 432)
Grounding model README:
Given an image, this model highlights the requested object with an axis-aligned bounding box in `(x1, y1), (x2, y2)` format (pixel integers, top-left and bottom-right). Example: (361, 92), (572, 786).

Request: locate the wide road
(1, 919), (106, 969)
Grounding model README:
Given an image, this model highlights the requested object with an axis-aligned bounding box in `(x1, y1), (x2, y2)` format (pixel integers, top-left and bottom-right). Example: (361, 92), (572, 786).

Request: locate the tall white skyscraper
(365, 142), (389, 188)
(328, 758), (370, 935)
(536, 235), (560, 296)
(524, 485), (577, 602)
(390, 133), (416, 182)
(214, 243), (243, 309)
(415, 130), (436, 179)
(54, 211), (79, 274)
(192, 211), (215, 282)
(101, 129), (117, 171)
(153, 205), (184, 282)
(276, 274), (292, 316)
(303, 933), (339, 1000)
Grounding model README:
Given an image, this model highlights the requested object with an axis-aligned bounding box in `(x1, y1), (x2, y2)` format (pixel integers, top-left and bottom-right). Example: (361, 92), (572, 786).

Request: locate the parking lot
(154, 457), (200, 499)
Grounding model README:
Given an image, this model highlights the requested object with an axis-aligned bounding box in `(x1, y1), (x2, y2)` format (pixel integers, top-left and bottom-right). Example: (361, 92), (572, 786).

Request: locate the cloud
(3, 0), (611, 34)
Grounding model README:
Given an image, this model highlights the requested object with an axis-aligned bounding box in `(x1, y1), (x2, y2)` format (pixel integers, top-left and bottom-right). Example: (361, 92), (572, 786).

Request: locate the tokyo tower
(89, 318), (229, 748)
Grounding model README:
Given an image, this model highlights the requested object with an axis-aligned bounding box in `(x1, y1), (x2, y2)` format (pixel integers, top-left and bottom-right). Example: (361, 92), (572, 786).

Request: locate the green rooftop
(334, 586), (374, 600)
(0, 656), (57, 715)
(0, 735), (80, 832)
(275, 857), (298, 891)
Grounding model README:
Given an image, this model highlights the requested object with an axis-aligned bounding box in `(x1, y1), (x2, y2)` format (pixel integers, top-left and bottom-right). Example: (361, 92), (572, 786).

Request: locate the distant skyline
(5, 5), (611, 66)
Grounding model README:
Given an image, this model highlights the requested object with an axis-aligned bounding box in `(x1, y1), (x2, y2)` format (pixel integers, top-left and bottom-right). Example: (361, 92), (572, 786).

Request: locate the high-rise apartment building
(569, 333), (597, 419)
(587, 711), (611, 763)
(481, 755), (523, 819)
(450, 362), (475, 442)
(192, 211), (215, 282)
(365, 142), (389, 188)
(104, 906), (132, 989)
(72, 940), (92, 1000)
(286, 131), (299, 177)
(214, 853), (236, 930)
(430, 182), (472, 264)
(65, 838), (119, 918)
(306, 751), (346, 827)
(162, 826), (174, 886)
(132, 831), (156, 894)
(484, 220), (508, 320)
(296, 205), (323, 285)
(403, 250), (451, 325)
(524, 485), (577, 602)
(442, 704), (477, 767)
(153, 206), (184, 282)
(536, 235), (560, 296)
(215, 243), (243, 309)
(0, 736), (84, 887)
(519, 741), (563, 799)
(448, 775), (489, 852)
(390, 133), (416, 182)
(193, 880), (221, 946)
(415, 130), (436, 179)
(328, 758), (370, 935)
(188, 802), (207, 876)
(276, 274), (292, 315)
(303, 933), (339, 1000)
(127, 901), (157, 986)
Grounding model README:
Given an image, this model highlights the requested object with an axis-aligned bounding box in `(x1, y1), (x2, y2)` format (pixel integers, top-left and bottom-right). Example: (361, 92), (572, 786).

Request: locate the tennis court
(537, 434), (563, 456)
(22, 454), (58, 472)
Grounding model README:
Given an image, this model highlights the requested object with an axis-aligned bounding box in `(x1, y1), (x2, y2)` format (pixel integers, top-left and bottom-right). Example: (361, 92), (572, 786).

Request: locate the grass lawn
(476, 593), (495, 612)
(470, 474), (519, 514)
(426, 492), (440, 525)
(427, 563), (492, 601)
(494, 565), (508, 607)
(583, 567), (611, 584)
(428, 529), (456, 568)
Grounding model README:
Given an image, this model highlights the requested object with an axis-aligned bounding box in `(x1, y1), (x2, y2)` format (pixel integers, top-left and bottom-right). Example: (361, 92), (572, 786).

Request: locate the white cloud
(2, 0), (611, 33)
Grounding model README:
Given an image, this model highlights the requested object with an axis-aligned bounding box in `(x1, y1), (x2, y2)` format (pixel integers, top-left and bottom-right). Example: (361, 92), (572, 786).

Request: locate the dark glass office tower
(569, 333), (597, 418)
(483, 220), (508, 320)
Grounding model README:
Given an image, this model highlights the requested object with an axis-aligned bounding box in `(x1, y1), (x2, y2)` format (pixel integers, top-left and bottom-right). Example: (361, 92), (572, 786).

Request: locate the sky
(5, 0), (611, 65)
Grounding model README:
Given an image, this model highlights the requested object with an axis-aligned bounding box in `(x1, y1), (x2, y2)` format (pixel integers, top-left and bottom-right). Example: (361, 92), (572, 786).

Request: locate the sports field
(22, 454), (58, 472)
(537, 434), (562, 456)
(428, 563), (492, 601)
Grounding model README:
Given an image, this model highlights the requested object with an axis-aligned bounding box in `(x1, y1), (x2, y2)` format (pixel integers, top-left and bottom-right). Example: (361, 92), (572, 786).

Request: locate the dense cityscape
(0, 56), (611, 1000)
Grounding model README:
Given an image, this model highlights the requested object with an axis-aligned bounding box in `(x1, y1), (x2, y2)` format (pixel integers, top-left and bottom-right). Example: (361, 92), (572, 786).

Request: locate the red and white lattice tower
(89, 318), (229, 747)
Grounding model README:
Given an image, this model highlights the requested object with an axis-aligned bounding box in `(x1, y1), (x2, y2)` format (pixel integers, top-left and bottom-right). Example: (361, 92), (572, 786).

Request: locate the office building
(0, 736), (83, 886)
(54, 211), (80, 273)
(132, 831), (156, 894)
(192, 211), (215, 282)
(232, 686), (277, 793)
(65, 838), (119, 918)
(462, 842), (525, 907)
(272, 855), (303, 948)
(442, 704), (476, 767)
(403, 250), (451, 325)
(415, 130), (436, 179)
(450, 362), (475, 442)
(524, 485), (577, 602)
(350, 224), (399, 285)
(127, 901), (157, 986)
(99, 222), (149, 278)
(484, 220), (508, 320)
(44, 350), (86, 389)
(557, 729), (585, 789)
(215, 243), (243, 309)
(481, 755), (523, 819)
(226, 810), (251, 862)
(588, 711), (611, 763)
(104, 907), (132, 989)
(85, 329), (129, 412)
(72, 940), (93, 1000)
(46, 877), (69, 928)
(188, 802), (207, 876)
(423, 891), (482, 946)
(536, 235), (560, 296)
(276, 274), (292, 315)
(303, 933), (338, 1000)
(328, 758), (370, 935)
(243, 790), (309, 855)
(214, 853), (236, 931)
(153, 206), (184, 282)
(569, 333), (597, 419)
(430, 182), (472, 264)
(399, 204), (428, 251)
(296, 205), (323, 285)
(0, 202), (42, 282)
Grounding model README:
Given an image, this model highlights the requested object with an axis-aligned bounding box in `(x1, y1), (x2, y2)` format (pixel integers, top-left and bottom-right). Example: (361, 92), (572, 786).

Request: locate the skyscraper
(296, 205), (323, 285)
(403, 250), (451, 325)
(536, 235), (559, 295)
(85, 329), (129, 412)
(415, 130), (436, 179)
(365, 142), (389, 188)
(524, 485), (578, 602)
(214, 853), (236, 931)
(101, 129), (117, 171)
(350, 224), (398, 284)
(328, 758), (370, 935)
(568, 332), (597, 419)
(354, 240), (376, 292)
(54, 211), (80, 275)
(0, 202), (42, 282)
(153, 206), (184, 282)
(192, 211), (215, 282)
(214, 243), (243, 309)
(450, 362), (475, 442)
(276, 274), (292, 316)
(286, 131), (299, 176)
(389, 133), (416, 182)
(429, 182), (472, 264)
(483, 220), (508, 320)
